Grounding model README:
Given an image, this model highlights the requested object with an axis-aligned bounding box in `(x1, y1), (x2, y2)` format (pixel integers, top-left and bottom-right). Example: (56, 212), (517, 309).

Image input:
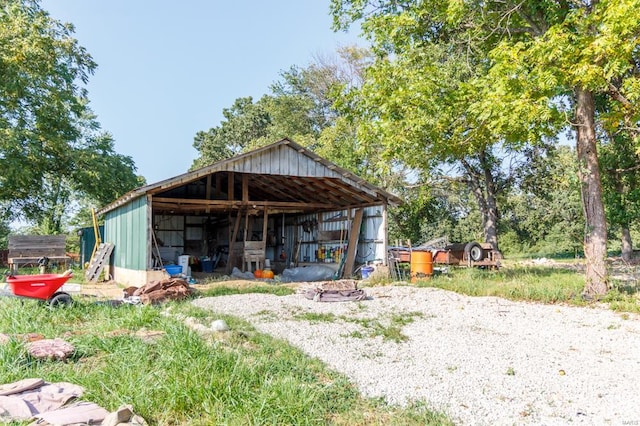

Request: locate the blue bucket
(361, 266), (374, 279)
(164, 265), (182, 276)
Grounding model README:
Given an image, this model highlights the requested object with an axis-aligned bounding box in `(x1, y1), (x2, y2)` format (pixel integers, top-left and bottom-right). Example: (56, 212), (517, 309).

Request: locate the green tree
(0, 0), (95, 205)
(502, 145), (584, 256)
(191, 47), (376, 172)
(0, 206), (10, 249)
(599, 129), (640, 261)
(191, 97), (271, 169)
(1, 0), (141, 234)
(190, 48), (440, 248)
(11, 111), (142, 234)
(472, 0), (640, 295)
(330, 10), (545, 252)
(332, 0), (640, 295)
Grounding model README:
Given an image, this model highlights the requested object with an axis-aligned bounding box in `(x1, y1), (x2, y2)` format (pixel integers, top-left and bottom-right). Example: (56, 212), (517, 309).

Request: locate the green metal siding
(104, 196), (148, 270)
(79, 225), (103, 267)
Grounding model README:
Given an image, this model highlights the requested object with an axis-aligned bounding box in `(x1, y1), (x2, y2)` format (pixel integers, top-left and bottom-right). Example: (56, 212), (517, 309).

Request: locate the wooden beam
(228, 172), (234, 201)
(262, 208), (269, 254)
(226, 211), (242, 274)
(243, 208), (249, 243)
(341, 208), (364, 278)
(242, 173), (249, 203)
(152, 198), (336, 210)
(382, 204), (389, 267)
(205, 175), (212, 214)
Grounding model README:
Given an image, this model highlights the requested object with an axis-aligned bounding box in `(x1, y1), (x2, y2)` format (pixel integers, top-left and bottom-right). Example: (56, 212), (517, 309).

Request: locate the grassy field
(410, 263), (640, 314)
(0, 294), (450, 425)
(2, 261), (638, 424)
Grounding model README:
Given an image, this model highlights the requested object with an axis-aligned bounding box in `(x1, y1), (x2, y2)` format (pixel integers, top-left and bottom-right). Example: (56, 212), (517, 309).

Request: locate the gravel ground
(192, 286), (640, 425)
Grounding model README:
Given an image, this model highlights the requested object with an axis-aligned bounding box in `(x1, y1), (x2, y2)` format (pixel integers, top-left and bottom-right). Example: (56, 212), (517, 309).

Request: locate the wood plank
(382, 204), (389, 266)
(8, 235), (65, 248)
(228, 172), (234, 200)
(152, 198), (336, 210)
(243, 209), (249, 242)
(242, 173), (249, 203)
(262, 208), (268, 253)
(8, 235), (68, 264)
(341, 208), (364, 278)
(226, 212), (242, 273)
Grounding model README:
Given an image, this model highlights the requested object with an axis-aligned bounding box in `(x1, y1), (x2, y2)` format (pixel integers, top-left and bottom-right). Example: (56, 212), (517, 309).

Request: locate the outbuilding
(97, 139), (402, 285)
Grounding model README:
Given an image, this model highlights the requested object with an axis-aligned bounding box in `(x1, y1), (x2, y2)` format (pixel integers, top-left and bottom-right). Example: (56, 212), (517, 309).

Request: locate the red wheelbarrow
(5, 270), (74, 307)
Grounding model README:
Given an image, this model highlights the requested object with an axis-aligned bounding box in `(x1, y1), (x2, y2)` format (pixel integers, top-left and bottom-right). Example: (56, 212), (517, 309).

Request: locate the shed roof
(98, 138), (402, 216)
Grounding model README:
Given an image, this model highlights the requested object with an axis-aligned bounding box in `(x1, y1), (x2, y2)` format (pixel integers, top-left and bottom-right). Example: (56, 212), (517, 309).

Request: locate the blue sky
(42, 1), (362, 184)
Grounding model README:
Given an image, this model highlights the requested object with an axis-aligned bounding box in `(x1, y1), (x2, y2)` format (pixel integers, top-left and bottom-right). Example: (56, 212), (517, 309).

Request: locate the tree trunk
(480, 151), (499, 251)
(574, 88), (608, 296)
(461, 152), (500, 251)
(621, 227), (633, 262)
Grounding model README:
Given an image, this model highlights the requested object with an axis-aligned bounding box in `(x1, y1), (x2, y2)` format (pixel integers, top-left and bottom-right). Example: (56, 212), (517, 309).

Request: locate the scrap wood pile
(124, 278), (194, 305)
(303, 279), (367, 302)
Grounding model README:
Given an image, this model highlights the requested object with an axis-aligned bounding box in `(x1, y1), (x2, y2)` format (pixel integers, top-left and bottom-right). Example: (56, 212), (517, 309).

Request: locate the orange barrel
(410, 250), (433, 283)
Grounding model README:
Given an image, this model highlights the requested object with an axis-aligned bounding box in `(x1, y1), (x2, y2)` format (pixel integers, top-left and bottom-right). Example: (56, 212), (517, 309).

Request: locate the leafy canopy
(0, 0), (141, 233)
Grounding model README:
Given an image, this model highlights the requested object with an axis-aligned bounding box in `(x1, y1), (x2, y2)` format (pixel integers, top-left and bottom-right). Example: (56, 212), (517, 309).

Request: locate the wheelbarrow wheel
(48, 292), (73, 308)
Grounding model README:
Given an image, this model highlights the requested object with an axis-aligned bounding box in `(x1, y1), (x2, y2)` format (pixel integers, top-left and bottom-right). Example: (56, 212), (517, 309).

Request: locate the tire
(48, 292), (72, 308)
(464, 242), (485, 262)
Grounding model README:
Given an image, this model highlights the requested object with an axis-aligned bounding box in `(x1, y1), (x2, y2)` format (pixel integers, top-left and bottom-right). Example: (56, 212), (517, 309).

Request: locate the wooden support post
(242, 173), (249, 203)
(382, 204), (388, 266)
(205, 175), (212, 214)
(227, 172), (234, 201)
(341, 208), (364, 278)
(262, 208), (269, 254)
(226, 211), (242, 274)
(243, 209), (250, 243)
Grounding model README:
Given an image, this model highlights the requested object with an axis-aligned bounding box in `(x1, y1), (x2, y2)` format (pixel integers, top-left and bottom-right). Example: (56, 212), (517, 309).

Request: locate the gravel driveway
(192, 286), (640, 425)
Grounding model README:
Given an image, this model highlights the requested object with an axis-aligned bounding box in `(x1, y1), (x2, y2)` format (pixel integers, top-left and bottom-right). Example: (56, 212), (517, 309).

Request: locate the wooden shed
(97, 138), (402, 285)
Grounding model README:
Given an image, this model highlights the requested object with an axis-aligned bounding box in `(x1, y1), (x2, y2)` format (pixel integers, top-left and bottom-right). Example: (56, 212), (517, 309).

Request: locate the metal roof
(97, 138), (402, 216)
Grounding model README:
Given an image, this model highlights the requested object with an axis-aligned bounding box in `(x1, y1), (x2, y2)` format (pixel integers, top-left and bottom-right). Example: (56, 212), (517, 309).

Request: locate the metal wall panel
(359, 206), (386, 264)
(284, 207), (386, 266)
(104, 196), (148, 270)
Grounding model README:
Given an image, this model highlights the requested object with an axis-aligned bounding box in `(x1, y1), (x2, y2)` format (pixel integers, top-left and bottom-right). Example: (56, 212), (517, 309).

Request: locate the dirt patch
(77, 278), (300, 301)
(79, 281), (125, 300)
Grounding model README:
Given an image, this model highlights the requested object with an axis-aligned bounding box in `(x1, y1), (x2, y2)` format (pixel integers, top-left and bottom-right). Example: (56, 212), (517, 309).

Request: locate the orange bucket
(410, 250), (433, 283)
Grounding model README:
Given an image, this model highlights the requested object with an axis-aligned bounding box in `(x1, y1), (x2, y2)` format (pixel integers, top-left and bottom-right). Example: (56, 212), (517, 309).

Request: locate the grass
(417, 266), (586, 304)
(405, 264), (640, 313)
(339, 312), (424, 343)
(293, 312), (338, 323)
(197, 284), (295, 297)
(0, 297), (451, 425)
(291, 309), (424, 343)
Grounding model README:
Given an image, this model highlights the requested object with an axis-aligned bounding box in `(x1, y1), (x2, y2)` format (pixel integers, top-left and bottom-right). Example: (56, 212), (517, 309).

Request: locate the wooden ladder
(85, 243), (114, 282)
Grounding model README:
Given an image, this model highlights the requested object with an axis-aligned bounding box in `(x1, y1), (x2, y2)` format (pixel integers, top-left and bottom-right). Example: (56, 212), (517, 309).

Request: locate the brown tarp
(132, 278), (194, 304)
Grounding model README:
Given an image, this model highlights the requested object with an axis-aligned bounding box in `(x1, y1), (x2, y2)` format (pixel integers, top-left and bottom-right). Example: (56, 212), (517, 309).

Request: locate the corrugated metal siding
(232, 145), (335, 178)
(288, 207), (385, 265)
(360, 206), (386, 263)
(104, 196), (148, 270)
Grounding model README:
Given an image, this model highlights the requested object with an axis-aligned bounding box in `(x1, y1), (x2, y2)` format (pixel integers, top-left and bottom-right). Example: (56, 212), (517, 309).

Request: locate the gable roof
(98, 138), (402, 215)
